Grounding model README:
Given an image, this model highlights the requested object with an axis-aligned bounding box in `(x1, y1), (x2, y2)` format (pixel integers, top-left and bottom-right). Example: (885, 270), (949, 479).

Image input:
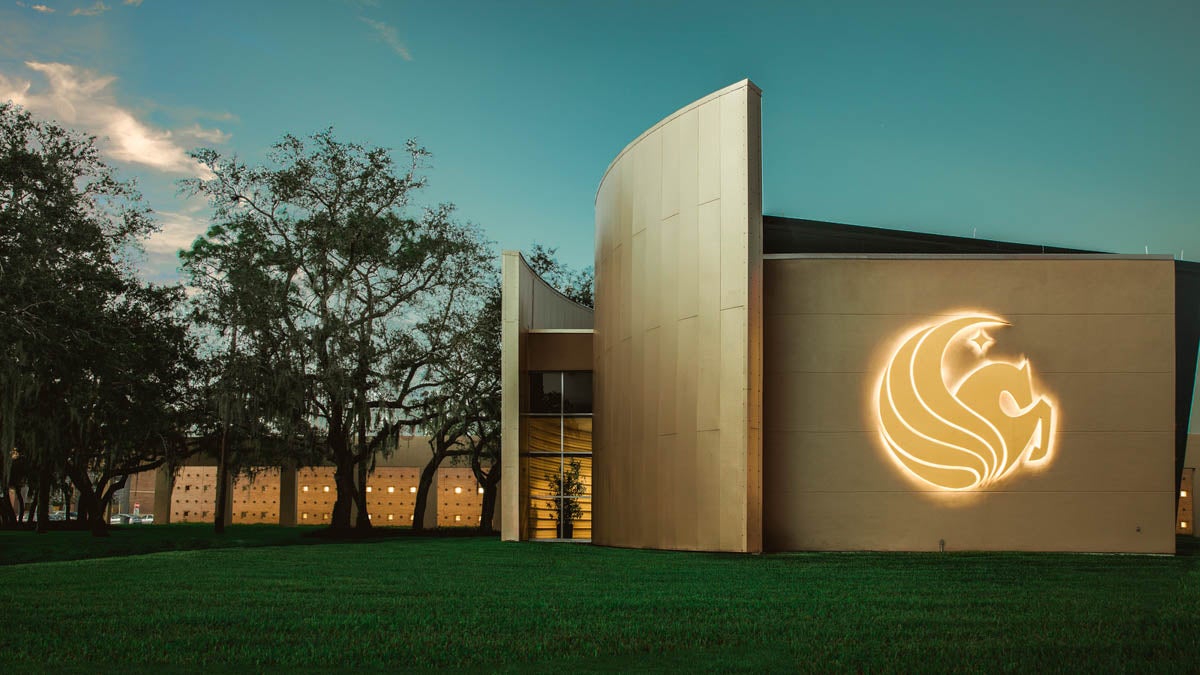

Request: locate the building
(500, 80), (1200, 553)
(114, 437), (492, 529)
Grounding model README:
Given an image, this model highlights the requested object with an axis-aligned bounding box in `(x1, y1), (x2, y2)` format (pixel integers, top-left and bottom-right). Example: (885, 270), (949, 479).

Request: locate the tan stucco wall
(763, 256), (1177, 553)
(156, 436), (458, 527)
(500, 251), (595, 541)
(592, 80), (763, 552)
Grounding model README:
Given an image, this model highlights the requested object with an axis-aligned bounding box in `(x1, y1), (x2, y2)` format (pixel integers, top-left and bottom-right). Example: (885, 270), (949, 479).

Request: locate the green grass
(0, 522), (484, 566)
(1, 529), (1198, 671)
(0, 523), (321, 565)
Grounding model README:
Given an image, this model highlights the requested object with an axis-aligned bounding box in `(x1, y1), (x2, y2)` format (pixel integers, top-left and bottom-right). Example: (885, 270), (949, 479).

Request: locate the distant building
(123, 437), (491, 528)
(499, 80), (1200, 553)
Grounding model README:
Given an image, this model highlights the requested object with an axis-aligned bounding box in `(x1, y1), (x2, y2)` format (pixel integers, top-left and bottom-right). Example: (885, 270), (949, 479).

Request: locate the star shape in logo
(967, 329), (994, 354)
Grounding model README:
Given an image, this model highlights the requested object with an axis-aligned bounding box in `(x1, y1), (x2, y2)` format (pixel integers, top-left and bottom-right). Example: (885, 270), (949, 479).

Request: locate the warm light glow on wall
(875, 313), (1057, 491)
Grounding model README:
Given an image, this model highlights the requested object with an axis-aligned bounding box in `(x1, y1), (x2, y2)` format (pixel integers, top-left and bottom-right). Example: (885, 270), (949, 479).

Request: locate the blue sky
(2, 0), (1198, 283)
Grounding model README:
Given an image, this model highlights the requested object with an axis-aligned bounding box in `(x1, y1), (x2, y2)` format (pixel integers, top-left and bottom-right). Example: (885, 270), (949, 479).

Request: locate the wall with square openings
(170, 466), (217, 523)
(438, 467), (485, 527)
(134, 435), (494, 529)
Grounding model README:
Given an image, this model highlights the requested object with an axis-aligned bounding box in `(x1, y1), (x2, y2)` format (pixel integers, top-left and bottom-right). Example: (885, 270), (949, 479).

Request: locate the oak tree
(183, 129), (491, 531)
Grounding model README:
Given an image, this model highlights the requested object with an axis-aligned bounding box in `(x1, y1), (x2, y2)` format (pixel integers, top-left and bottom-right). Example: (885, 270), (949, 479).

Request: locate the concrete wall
(500, 251), (595, 541)
(762, 255), (1177, 553)
(592, 80), (763, 552)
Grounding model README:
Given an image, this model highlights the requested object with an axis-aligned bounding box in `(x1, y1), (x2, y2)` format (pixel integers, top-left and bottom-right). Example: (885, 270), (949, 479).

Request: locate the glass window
(563, 372), (593, 413)
(521, 418), (563, 454)
(521, 370), (592, 540)
(529, 372), (563, 413)
(523, 456), (592, 540)
(562, 417), (592, 454)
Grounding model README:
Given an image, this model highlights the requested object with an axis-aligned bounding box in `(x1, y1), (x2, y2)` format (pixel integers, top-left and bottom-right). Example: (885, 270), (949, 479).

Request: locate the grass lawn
(0, 523), (321, 566)
(1, 528), (1197, 671)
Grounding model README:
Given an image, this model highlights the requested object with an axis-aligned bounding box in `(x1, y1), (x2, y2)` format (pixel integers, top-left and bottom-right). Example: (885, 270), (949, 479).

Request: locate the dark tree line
(0, 102), (197, 533)
(2, 102), (591, 536)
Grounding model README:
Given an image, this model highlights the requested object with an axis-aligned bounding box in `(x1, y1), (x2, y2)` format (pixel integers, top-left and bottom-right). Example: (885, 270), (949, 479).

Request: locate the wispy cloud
(15, 2), (58, 13)
(31, 3), (55, 11)
(180, 123), (231, 145)
(123, 0), (143, 5)
(70, 0), (108, 15)
(146, 209), (207, 255)
(0, 61), (216, 177)
(359, 17), (412, 61)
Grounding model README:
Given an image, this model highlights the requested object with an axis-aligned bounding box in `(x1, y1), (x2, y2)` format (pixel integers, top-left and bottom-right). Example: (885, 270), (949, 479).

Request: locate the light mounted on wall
(875, 313), (1058, 491)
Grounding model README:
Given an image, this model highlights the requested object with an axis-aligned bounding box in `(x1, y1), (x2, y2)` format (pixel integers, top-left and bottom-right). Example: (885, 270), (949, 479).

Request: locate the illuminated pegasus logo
(876, 314), (1057, 491)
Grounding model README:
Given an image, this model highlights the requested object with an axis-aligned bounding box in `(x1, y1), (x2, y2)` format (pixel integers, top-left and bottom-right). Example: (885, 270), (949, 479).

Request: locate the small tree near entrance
(546, 458), (586, 539)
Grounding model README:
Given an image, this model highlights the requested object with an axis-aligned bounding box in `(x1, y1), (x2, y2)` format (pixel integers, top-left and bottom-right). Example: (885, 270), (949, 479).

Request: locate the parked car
(140, 514), (155, 524)
(109, 513), (131, 525)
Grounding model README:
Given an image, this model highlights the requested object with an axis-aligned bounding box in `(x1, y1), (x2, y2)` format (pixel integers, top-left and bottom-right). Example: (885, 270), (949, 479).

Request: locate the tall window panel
(521, 371), (592, 540)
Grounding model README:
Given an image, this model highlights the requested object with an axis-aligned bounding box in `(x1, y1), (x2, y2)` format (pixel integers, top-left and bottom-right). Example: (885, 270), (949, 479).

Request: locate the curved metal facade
(592, 80), (764, 552)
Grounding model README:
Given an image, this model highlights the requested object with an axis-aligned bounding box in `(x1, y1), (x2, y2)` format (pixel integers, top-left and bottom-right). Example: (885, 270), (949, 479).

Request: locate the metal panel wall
(593, 80), (763, 552)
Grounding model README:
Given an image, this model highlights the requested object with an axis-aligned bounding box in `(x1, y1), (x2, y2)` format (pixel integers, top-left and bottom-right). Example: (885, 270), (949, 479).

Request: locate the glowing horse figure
(877, 315), (1056, 490)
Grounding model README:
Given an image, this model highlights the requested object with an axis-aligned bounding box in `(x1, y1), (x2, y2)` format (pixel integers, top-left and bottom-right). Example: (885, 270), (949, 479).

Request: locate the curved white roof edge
(501, 249), (595, 315)
(595, 78), (761, 204)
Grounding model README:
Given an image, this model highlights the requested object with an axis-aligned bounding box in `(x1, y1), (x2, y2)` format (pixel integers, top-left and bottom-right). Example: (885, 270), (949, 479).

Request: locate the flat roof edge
(763, 253), (1177, 261)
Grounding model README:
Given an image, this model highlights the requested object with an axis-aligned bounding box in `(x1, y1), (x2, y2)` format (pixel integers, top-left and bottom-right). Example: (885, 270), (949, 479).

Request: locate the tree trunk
(412, 453), (440, 532)
(75, 483), (97, 528)
(35, 464), (49, 533)
(352, 415), (371, 529)
(328, 405), (357, 531)
(216, 322), (239, 535)
(478, 465), (500, 535)
(330, 457), (356, 531)
(0, 484), (16, 527)
(66, 464), (109, 537)
(214, 443), (229, 535)
(12, 490), (23, 525)
(82, 491), (109, 537)
(89, 486), (110, 536)
(353, 459), (371, 529)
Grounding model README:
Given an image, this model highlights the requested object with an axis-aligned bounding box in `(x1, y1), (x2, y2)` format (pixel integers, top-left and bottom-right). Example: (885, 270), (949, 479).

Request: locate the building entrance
(521, 371), (592, 540)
